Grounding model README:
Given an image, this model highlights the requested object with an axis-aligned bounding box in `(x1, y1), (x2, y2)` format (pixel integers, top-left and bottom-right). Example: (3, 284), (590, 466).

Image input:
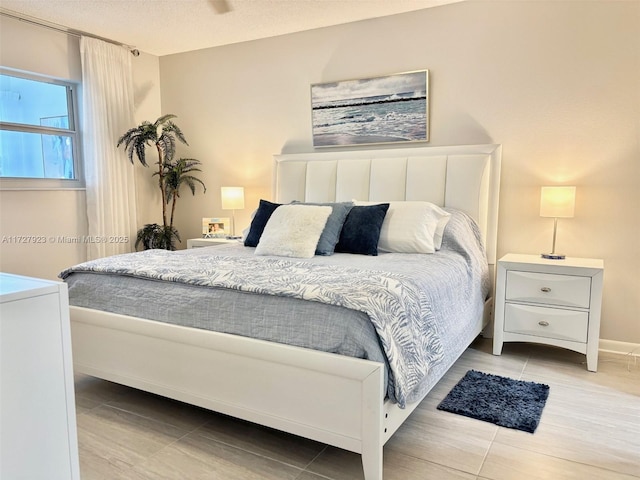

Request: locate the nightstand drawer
(504, 303), (588, 343)
(506, 271), (591, 308)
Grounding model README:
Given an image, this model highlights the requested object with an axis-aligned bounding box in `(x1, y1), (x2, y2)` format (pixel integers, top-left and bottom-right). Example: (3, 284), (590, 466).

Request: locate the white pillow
(433, 212), (451, 251)
(255, 204), (332, 258)
(354, 200), (451, 254)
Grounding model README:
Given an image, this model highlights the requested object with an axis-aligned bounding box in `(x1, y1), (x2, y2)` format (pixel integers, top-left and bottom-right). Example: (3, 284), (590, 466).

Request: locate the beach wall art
(311, 70), (429, 147)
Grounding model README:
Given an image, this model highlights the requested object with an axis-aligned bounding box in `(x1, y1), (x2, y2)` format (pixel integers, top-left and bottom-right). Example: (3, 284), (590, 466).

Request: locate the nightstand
(186, 238), (241, 248)
(493, 253), (604, 371)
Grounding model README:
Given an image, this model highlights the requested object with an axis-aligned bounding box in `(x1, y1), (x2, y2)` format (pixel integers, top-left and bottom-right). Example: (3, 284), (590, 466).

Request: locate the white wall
(0, 15), (161, 280)
(159, 1), (639, 344)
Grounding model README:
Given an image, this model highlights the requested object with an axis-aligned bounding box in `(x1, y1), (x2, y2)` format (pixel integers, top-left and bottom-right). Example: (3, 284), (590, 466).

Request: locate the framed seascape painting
(311, 70), (429, 147)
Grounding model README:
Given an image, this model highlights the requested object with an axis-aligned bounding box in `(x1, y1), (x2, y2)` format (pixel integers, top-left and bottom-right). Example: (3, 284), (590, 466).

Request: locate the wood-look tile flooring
(74, 338), (640, 479)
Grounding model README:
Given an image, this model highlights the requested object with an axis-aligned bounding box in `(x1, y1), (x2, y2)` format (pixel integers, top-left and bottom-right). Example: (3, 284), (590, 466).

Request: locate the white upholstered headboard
(274, 144), (502, 265)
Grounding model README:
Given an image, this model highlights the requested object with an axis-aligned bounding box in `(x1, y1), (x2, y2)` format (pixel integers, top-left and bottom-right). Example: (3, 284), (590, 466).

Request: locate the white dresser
(0, 273), (80, 480)
(493, 254), (604, 371)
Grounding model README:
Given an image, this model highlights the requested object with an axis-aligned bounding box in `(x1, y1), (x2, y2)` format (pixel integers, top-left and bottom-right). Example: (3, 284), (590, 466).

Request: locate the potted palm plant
(117, 114), (206, 250)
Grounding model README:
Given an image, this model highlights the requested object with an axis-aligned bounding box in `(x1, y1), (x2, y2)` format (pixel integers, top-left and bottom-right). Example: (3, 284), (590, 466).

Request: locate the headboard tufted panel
(274, 144), (501, 264)
(336, 158), (370, 201)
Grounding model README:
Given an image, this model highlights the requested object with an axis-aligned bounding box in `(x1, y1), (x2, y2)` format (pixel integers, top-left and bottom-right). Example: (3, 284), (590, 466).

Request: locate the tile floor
(74, 338), (640, 479)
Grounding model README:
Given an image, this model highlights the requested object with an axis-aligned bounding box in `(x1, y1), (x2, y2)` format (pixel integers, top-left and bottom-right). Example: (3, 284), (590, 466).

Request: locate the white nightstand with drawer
(187, 237), (241, 248)
(493, 253), (604, 371)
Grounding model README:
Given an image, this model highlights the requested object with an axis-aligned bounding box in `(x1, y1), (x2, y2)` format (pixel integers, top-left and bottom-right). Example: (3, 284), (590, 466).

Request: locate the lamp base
(541, 253), (566, 260)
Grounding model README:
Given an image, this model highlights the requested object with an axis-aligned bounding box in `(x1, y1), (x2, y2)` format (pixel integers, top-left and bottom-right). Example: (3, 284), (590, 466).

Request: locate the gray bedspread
(61, 210), (489, 407)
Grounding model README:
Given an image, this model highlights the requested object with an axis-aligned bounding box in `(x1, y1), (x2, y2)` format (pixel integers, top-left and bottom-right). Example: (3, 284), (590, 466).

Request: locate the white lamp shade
(221, 187), (245, 210)
(540, 186), (576, 218)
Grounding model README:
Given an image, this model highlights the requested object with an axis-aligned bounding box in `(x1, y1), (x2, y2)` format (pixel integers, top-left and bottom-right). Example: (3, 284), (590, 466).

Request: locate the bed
(63, 143), (501, 479)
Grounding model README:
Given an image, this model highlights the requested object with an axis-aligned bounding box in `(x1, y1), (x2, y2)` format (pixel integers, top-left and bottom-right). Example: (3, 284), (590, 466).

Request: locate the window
(0, 70), (82, 188)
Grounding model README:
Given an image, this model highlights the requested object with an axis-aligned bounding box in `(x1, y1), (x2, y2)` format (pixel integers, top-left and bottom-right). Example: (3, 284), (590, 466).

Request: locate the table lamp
(221, 186), (245, 238)
(539, 186), (576, 260)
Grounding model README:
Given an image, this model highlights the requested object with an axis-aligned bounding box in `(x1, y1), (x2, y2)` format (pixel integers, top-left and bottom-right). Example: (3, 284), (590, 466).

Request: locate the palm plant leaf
(134, 141), (148, 166)
(153, 114), (177, 126)
(117, 121), (159, 166)
(162, 121), (188, 146)
(158, 132), (176, 164)
(163, 170), (180, 203)
(163, 158), (207, 203)
(183, 176), (206, 196)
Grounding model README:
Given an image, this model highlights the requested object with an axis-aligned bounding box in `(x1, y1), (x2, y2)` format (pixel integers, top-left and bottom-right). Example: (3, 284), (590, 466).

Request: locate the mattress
(62, 210), (489, 405)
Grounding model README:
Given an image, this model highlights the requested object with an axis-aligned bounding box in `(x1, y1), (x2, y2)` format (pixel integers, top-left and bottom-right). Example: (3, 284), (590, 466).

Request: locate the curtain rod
(0, 8), (140, 56)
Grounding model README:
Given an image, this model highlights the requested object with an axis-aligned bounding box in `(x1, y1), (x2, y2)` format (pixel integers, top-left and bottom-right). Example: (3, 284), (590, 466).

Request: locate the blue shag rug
(437, 370), (550, 433)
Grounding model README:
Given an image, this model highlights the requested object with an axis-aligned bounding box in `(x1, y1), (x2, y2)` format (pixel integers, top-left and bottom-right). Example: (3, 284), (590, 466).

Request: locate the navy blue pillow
(335, 203), (390, 256)
(292, 201), (354, 255)
(244, 199), (281, 247)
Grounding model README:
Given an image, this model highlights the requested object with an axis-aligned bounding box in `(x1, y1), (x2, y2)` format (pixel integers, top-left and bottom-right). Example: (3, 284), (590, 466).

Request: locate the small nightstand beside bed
(61, 144), (501, 480)
(493, 253), (604, 371)
(186, 237), (241, 248)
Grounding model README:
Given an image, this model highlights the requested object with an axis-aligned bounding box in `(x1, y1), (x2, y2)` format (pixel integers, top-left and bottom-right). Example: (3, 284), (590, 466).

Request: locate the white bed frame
(70, 143), (501, 479)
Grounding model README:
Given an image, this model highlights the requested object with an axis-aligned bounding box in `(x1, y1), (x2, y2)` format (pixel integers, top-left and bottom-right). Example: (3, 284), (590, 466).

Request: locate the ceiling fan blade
(210, 0), (232, 14)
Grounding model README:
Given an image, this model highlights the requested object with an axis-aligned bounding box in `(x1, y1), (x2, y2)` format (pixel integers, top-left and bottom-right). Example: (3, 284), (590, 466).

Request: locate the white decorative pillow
(354, 200), (451, 254)
(255, 204), (332, 258)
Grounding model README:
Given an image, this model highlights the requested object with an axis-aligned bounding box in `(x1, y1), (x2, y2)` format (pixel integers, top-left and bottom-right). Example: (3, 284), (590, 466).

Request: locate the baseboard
(599, 339), (640, 356)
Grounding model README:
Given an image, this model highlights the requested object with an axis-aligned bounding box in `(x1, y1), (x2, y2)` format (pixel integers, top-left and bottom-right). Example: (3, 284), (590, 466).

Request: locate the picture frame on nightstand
(202, 217), (230, 238)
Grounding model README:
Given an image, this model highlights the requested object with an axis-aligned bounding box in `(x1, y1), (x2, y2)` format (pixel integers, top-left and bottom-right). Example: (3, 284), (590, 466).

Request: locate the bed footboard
(70, 306), (385, 479)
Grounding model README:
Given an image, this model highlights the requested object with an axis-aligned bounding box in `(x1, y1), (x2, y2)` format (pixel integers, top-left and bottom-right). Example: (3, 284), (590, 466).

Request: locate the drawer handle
(538, 320), (550, 327)
(540, 287), (551, 293)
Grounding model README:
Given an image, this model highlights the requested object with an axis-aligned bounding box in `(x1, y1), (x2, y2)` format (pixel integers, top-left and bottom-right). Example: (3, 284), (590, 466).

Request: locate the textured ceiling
(0, 0), (461, 56)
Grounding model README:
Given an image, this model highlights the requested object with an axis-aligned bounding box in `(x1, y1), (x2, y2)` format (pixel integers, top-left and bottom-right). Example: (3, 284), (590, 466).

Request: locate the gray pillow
(292, 201), (354, 255)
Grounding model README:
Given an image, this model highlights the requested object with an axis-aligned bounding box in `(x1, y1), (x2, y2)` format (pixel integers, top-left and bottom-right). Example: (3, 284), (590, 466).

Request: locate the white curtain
(80, 36), (137, 259)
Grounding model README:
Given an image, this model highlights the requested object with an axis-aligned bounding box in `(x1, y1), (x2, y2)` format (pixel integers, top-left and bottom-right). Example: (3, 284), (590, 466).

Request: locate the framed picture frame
(202, 217), (230, 238)
(311, 70), (429, 147)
